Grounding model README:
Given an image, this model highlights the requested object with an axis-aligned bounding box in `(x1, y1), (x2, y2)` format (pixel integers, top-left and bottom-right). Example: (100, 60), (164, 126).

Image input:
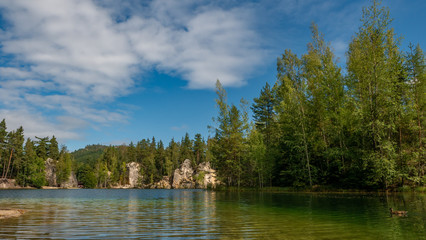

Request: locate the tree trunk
(300, 105), (312, 187)
(1, 155), (4, 179)
(4, 149), (13, 179)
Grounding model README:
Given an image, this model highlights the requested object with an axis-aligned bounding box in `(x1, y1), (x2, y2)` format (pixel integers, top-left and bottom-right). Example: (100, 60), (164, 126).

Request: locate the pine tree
(180, 133), (193, 162)
(193, 133), (206, 165)
(127, 142), (137, 163)
(167, 138), (180, 171)
(35, 136), (49, 160)
(155, 140), (166, 177)
(211, 80), (249, 187)
(251, 82), (276, 146)
(49, 136), (59, 160)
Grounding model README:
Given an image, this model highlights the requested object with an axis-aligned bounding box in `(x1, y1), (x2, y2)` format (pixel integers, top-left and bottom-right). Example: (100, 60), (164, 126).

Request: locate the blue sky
(0, 0), (424, 151)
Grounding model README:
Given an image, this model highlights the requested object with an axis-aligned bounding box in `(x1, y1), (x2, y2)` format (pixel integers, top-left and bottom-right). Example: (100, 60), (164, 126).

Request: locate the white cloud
(0, 0), (138, 101)
(0, 109), (81, 141)
(0, 0), (262, 143)
(0, 0), (260, 95)
(120, 4), (260, 89)
(0, 67), (33, 79)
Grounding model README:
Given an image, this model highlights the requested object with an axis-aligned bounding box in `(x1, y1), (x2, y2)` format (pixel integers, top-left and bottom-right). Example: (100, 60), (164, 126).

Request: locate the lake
(0, 189), (424, 239)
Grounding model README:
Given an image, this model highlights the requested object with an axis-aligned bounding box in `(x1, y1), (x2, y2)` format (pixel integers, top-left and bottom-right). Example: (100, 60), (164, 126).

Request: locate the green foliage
(72, 144), (108, 165)
(28, 156), (47, 188)
(210, 80), (249, 187)
(77, 164), (97, 188)
(193, 133), (206, 165)
(34, 136), (49, 161)
(221, 0), (424, 190)
(246, 128), (268, 187)
(49, 136), (59, 160)
(195, 171), (205, 183)
(57, 147), (73, 185)
(180, 133), (193, 162)
(251, 82), (276, 146)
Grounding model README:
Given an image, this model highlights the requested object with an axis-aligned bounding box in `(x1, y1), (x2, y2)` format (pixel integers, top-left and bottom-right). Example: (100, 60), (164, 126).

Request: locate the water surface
(0, 189), (424, 239)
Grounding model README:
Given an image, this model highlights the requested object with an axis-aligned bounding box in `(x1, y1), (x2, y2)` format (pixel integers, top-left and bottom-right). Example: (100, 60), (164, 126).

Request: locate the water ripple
(0, 190), (424, 239)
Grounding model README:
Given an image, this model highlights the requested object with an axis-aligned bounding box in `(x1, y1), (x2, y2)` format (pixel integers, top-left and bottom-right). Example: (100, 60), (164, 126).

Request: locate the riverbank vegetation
(209, 1), (424, 190)
(0, 1), (424, 191)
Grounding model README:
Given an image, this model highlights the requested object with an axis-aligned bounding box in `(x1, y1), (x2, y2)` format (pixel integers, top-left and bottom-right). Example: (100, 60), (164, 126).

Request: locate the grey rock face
(195, 162), (219, 188)
(126, 162), (141, 188)
(172, 160), (219, 189)
(154, 176), (171, 189)
(45, 158), (57, 187)
(0, 179), (17, 189)
(172, 159), (195, 189)
(60, 172), (78, 188)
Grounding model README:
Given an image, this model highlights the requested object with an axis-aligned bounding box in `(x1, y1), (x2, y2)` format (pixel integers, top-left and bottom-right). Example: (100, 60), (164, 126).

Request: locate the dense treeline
(210, 1), (425, 189)
(1, 118), (211, 188)
(1, 1), (423, 190)
(74, 133), (211, 188)
(0, 119), (73, 188)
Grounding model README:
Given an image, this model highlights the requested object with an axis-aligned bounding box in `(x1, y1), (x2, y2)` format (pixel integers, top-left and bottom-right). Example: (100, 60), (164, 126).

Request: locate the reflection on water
(0, 189), (424, 239)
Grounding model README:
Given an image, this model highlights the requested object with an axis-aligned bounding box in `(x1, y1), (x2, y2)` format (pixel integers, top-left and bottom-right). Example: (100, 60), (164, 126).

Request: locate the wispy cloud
(0, 109), (82, 140)
(0, 0), (261, 143)
(0, 0), (370, 145)
(171, 124), (189, 131)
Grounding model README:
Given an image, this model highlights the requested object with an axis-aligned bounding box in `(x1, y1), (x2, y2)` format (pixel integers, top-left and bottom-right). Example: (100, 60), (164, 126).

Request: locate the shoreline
(1, 187), (425, 193)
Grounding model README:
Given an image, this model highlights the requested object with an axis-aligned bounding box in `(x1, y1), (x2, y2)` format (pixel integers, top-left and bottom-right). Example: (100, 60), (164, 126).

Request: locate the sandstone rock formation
(59, 172), (78, 188)
(126, 162), (141, 188)
(0, 179), (17, 189)
(154, 176), (171, 189)
(172, 160), (219, 189)
(45, 158), (57, 187)
(172, 159), (195, 189)
(194, 162), (218, 188)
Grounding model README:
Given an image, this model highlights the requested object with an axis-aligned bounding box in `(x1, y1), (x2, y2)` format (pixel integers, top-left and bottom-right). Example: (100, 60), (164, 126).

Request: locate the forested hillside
(72, 145), (108, 165)
(73, 134), (210, 188)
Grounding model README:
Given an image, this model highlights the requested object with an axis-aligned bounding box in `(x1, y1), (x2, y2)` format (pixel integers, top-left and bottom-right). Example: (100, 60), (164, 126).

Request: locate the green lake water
(0, 189), (424, 239)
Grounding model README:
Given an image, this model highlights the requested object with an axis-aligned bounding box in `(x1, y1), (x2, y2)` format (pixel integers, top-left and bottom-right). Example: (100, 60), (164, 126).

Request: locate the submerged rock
(0, 209), (26, 219)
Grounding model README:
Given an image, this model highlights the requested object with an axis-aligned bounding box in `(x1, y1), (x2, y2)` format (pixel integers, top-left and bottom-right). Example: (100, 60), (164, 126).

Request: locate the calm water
(0, 189), (425, 239)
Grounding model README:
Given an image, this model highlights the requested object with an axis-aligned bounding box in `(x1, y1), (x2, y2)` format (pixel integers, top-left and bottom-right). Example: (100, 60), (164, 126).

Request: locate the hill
(72, 144), (108, 165)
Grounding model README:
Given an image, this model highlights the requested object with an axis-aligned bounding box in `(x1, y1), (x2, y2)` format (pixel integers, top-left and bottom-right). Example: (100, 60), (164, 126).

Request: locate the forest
(0, 1), (424, 190)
